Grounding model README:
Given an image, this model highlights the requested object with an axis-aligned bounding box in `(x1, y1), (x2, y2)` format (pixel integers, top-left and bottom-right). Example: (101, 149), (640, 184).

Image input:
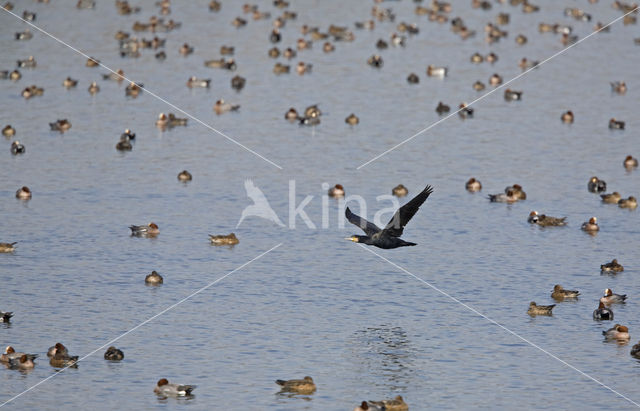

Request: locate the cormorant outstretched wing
(383, 185), (434, 237)
(345, 207), (382, 236)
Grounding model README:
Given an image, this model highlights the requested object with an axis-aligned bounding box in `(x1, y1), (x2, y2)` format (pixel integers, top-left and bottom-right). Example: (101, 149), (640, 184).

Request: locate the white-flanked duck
(129, 223), (159, 237)
(600, 288), (627, 305)
(603, 324), (629, 341)
(154, 378), (196, 397)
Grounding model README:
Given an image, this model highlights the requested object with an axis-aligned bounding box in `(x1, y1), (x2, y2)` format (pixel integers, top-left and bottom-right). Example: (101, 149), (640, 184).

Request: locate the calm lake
(1, 0), (639, 409)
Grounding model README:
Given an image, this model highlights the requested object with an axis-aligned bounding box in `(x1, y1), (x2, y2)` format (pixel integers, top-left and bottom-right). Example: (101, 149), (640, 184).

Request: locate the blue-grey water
(1, 0), (639, 409)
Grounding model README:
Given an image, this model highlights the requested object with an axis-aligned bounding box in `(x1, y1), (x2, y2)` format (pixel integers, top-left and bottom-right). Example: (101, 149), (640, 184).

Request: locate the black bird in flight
(345, 185), (434, 249)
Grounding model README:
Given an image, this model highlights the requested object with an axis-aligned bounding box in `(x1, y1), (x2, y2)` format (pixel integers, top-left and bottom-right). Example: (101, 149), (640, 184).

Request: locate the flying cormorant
(345, 185), (433, 249)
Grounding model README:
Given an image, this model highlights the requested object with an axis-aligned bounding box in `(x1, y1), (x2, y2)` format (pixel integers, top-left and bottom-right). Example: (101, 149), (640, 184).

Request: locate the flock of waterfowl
(467, 165), (637, 351)
(2, 0), (639, 408)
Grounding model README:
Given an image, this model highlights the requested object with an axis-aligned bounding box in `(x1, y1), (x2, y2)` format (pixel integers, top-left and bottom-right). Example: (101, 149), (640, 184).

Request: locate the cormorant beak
(345, 237), (357, 242)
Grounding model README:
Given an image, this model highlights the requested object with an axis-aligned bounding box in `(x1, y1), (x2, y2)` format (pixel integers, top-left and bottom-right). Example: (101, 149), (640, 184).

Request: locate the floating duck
(285, 108), (299, 122)
(551, 285), (579, 300)
(560, 110), (573, 123)
(11, 141), (25, 155)
(231, 75), (245, 91)
(528, 211), (567, 226)
(145, 270), (163, 284)
(609, 118), (625, 129)
(515, 34), (527, 44)
(1, 347), (36, 363)
(587, 177), (606, 193)
(15, 29), (32, 41)
(489, 73), (502, 85)
(156, 113), (169, 129)
(273, 62), (290, 75)
(2, 125), (15, 137)
(465, 178), (482, 192)
(186, 77), (211, 88)
(600, 192), (621, 204)
(275, 376), (316, 394)
(504, 89), (523, 101)
(115, 137), (132, 151)
(601, 288), (627, 305)
(367, 55), (383, 68)
(8, 354), (35, 369)
(0, 243), (16, 253)
(623, 155), (638, 169)
(296, 62), (312, 75)
(86, 57), (100, 67)
(488, 189), (517, 203)
(154, 378), (196, 396)
(15, 186), (31, 200)
(610, 81), (627, 94)
(603, 324), (629, 341)
(129, 223), (159, 237)
(368, 395), (409, 411)
(458, 103), (474, 119)
(17, 56), (36, 68)
(328, 184), (345, 198)
(601, 259), (624, 273)
(179, 43), (194, 56)
(426, 64), (447, 77)
(209, 233), (239, 245)
(177, 170), (192, 181)
(528, 302), (555, 316)
(345, 114), (359, 125)
(49, 343), (78, 368)
(436, 102), (450, 115)
(214, 99), (240, 115)
(593, 302), (613, 320)
(104, 346), (124, 361)
(204, 58), (236, 70)
(618, 196), (637, 209)
(504, 185), (524, 201)
(392, 184), (408, 197)
(63, 77), (78, 88)
(125, 82), (143, 97)
(283, 48), (297, 59)
(167, 113), (187, 127)
(88, 81), (100, 95)
(49, 119), (72, 132)
(519, 58), (539, 70)
(22, 85), (44, 99)
(581, 217), (599, 232)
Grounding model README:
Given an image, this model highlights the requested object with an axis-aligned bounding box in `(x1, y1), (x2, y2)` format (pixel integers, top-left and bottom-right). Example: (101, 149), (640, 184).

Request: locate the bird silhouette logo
(236, 180), (285, 228)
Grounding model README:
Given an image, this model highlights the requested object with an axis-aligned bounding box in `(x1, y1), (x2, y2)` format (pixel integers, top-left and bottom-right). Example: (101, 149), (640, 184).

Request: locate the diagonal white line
(1, 8), (283, 170)
(356, 243), (640, 408)
(357, 6), (639, 170)
(0, 243), (283, 408)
